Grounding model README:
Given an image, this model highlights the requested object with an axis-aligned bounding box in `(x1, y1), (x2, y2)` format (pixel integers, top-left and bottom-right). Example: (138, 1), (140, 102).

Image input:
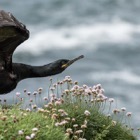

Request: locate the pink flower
(30, 133), (36, 139)
(126, 112), (132, 117)
(25, 136), (31, 140)
(121, 107), (126, 112)
(18, 130), (24, 135)
(108, 98), (114, 103)
(84, 110), (91, 116)
(16, 92), (20, 97)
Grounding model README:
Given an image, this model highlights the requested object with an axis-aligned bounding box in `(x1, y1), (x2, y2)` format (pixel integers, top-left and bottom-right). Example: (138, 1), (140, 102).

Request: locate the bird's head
(49, 55), (84, 74)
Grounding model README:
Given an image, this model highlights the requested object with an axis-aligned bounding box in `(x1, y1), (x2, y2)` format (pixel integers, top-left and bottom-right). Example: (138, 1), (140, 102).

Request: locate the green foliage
(58, 101), (136, 140)
(0, 106), (67, 140)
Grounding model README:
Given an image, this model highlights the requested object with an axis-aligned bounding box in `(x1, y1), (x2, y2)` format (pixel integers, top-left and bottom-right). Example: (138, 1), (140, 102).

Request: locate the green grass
(0, 107), (67, 140)
(58, 102), (136, 140)
(0, 76), (138, 140)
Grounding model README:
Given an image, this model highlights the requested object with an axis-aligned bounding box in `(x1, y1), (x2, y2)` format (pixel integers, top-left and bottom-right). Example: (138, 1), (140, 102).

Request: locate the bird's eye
(62, 61), (66, 65)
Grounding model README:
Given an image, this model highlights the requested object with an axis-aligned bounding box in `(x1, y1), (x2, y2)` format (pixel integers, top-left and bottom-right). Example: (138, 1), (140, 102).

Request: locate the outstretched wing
(0, 10), (29, 72)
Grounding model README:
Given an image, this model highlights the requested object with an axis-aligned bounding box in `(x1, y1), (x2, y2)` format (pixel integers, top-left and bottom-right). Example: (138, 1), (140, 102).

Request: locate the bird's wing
(0, 10), (29, 72)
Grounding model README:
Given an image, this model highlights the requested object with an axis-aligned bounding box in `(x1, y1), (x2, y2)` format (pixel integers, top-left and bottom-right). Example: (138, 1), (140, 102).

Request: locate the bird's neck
(12, 63), (60, 81)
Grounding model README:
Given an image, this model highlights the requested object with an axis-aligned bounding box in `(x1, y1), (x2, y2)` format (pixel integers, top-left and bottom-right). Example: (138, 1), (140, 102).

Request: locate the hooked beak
(61, 55), (84, 68)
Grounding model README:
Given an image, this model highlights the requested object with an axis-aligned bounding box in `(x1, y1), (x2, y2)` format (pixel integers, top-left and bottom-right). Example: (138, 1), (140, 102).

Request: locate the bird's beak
(61, 55), (84, 68)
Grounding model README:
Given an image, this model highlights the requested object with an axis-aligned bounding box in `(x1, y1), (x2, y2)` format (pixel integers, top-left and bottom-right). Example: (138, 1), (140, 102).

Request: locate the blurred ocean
(1, 0), (140, 130)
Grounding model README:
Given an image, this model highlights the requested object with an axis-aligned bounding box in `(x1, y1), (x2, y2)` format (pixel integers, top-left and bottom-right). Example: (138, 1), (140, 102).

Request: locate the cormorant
(0, 10), (84, 94)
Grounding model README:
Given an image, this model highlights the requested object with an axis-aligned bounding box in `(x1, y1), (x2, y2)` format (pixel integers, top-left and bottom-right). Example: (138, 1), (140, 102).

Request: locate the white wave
(91, 70), (140, 85)
(15, 20), (140, 55)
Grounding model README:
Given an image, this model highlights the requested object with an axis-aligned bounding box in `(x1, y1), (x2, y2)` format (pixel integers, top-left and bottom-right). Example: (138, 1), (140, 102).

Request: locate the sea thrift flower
(55, 101), (61, 106)
(30, 99), (33, 102)
(112, 121), (117, 126)
(100, 88), (105, 94)
(51, 114), (58, 119)
(108, 98), (114, 103)
(25, 136), (31, 140)
(81, 124), (87, 129)
(24, 89), (27, 93)
(74, 81), (78, 85)
(85, 88), (91, 95)
(73, 124), (78, 128)
(30, 133), (36, 139)
(66, 128), (73, 134)
(38, 87), (43, 92)
(27, 92), (31, 96)
(73, 85), (79, 90)
(59, 120), (68, 125)
(121, 107), (126, 112)
(33, 91), (37, 96)
(65, 76), (71, 79)
(97, 93), (105, 98)
(38, 108), (45, 113)
(113, 109), (120, 114)
(16, 92), (20, 97)
(61, 111), (68, 117)
(1, 116), (7, 121)
(58, 109), (64, 113)
(50, 87), (55, 92)
(95, 84), (102, 89)
(32, 104), (37, 109)
(75, 130), (83, 134)
(18, 130), (24, 135)
(72, 118), (76, 122)
(55, 122), (60, 127)
(53, 84), (57, 88)
(65, 117), (71, 121)
(60, 81), (63, 85)
(32, 127), (38, 132)
(126, 112), (132, 117)
(84, 110), (91, 116)
(107, 114), (111, 118)
(43, 97), (48, 101)
(26, 108), (31, 112)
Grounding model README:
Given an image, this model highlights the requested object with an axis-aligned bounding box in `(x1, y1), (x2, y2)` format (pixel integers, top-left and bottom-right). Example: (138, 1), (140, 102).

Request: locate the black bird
(0, 10), (84, 94)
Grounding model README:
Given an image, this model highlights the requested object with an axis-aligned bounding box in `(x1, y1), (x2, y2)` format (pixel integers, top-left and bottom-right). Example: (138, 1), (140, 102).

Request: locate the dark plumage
(0, 10), (84, 94)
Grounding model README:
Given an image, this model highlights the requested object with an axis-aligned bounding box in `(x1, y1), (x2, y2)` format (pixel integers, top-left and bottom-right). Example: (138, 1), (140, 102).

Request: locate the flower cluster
(0, 76), (136, 140)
